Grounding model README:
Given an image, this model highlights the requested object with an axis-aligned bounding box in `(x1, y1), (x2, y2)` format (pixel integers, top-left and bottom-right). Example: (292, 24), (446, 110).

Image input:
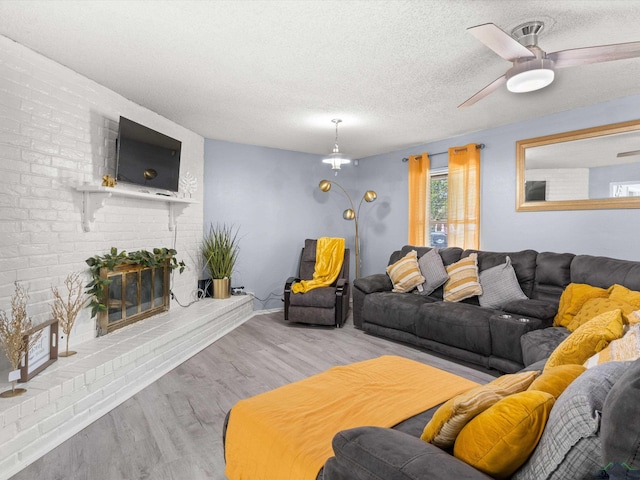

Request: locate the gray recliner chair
(284, 239), (350, 327)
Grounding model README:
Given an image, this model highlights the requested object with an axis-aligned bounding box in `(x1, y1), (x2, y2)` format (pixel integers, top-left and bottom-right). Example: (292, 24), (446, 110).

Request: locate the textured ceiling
(1, 0), (640, 159)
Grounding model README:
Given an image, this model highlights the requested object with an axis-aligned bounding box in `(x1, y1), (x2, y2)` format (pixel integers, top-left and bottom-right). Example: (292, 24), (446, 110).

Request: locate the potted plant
(201, 223), (240, 299)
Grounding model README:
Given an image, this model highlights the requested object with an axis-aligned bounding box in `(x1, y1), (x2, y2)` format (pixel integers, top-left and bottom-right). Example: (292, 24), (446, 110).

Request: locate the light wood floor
(11, 311), (495, 480)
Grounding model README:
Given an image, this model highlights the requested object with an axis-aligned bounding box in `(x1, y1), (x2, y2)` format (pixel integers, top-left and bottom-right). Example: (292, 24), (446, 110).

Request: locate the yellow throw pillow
(609, 284), (640, 309)
(527, 364), (585, 399)
(567, 297), (635, 332)
(584, 323), (640, 368)
(386, 250), (425, 293)
(546, 309), (625, 369)
(443, 253), (482, 303)
(453, 391), (555, 479)
(553, 283), (609, 328)
(421, 370), (539, 448)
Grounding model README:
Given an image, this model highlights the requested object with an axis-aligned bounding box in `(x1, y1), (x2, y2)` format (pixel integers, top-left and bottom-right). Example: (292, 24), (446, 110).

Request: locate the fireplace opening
(98, 262), (170, 336)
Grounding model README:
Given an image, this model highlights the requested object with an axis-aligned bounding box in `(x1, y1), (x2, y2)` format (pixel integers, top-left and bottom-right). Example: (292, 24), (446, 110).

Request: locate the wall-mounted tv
(116, 116), (182, 192)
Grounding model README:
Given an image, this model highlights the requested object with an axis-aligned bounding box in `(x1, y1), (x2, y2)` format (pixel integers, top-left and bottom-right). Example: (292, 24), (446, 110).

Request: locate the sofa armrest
(353, 274), (392, 294)
(323, 427), (492, 480)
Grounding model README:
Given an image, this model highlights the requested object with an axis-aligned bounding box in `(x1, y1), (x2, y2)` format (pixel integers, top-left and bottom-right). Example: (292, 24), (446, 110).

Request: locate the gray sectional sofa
(322, 357), (640, 480)
(320, 246), (640, 479)
(353, 245), (640, 373)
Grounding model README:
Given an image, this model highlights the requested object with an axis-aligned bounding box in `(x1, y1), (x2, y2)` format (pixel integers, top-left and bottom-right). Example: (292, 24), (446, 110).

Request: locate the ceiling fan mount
(458, 20), (640, 108)
(511, 20), (545, 48)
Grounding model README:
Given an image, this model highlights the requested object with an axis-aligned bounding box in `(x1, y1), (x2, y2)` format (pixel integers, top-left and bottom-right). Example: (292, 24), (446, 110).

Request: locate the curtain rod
(401, 143), (485, 162)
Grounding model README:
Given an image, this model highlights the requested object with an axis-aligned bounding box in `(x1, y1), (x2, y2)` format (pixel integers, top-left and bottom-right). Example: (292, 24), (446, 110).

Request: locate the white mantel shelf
(76, 185), (198, 232)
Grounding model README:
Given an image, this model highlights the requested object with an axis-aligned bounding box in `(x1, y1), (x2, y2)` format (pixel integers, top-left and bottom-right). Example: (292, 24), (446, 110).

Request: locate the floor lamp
(319, 179), (377, 278)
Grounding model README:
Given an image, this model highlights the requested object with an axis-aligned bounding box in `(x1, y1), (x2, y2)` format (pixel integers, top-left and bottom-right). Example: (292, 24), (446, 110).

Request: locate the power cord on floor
(251, 289), (284, 309)
(170, 289), (204, 308)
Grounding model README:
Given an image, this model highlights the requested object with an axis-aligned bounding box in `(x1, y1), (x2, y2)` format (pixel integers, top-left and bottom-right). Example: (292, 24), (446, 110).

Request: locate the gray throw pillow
(512, 361), (632, 480)
(416, 248), (448, 296)
(478, 256), (528, 308)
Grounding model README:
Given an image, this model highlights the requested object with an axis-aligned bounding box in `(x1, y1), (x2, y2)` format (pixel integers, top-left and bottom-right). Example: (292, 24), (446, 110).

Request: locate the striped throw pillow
(421, 370), (540, 448)
(443, 253), (482, 302)
(584, 323), (640, 368)
(386, 250), (425, 293)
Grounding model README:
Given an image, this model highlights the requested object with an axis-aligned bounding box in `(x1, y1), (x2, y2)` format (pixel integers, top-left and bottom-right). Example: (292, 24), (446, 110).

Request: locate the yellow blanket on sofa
(224, 355), (479, 480)
(291, 237), (345, 294)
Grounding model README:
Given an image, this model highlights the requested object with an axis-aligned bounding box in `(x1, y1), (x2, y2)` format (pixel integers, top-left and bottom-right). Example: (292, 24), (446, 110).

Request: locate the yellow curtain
(407, 153), (430, 245)
(448, 144), (480, 249)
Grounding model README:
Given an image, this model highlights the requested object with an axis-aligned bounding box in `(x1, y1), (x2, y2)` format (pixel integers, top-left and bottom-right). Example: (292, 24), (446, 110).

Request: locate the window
(429, 170), (448, 248)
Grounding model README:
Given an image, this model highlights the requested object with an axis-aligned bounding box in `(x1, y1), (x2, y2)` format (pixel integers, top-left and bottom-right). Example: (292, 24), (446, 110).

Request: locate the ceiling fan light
(506, 58), (555, 93)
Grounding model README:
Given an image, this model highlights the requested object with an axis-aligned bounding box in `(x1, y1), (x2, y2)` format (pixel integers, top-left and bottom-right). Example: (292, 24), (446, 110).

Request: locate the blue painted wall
(204, 139), (365, 309)
(204, 94), (640, 311)
(358, 94), (640, 276)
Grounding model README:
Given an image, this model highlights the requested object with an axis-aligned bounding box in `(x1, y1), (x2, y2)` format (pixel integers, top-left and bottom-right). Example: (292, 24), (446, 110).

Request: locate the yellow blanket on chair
(291, 237), (345, 294)
(224, 355), (479, 480)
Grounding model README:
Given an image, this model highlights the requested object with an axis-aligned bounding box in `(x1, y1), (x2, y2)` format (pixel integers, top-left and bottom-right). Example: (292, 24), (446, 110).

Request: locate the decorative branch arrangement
(0, 283), (42, 397)
(51, 272), (86, 357)
(85, 247), (185, 318)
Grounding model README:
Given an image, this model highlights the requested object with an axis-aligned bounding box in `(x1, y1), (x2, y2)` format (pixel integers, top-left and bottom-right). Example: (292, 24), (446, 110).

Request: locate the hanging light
(322, 119), (351, 173)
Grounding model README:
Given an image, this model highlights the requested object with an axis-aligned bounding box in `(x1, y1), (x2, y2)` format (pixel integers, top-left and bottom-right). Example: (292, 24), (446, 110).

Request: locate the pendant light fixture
(322, 119), (351, 174)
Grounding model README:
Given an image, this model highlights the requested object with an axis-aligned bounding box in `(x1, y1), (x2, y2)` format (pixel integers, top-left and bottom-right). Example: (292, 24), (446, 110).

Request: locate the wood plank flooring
(10, 311), (495, 480)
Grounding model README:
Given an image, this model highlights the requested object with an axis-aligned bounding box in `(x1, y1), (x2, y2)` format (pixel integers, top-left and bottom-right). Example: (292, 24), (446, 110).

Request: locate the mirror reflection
(516, 119), (640, 211)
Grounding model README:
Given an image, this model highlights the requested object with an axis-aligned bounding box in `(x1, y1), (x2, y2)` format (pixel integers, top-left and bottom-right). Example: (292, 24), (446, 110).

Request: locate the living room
(1, 1), (640, 479)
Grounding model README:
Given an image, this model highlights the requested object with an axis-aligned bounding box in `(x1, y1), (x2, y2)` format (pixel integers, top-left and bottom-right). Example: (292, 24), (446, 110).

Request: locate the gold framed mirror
(516, 119), (640, 211)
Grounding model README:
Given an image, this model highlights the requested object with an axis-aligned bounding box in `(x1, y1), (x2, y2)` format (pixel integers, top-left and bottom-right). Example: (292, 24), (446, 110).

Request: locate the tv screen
(116, 116), (182, 192)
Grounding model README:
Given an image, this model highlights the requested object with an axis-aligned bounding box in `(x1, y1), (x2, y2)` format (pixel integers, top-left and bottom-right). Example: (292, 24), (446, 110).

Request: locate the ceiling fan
(459, 21), (640, 108)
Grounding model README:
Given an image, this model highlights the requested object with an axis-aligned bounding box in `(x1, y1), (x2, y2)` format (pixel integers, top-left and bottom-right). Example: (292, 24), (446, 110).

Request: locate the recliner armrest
(353, 274), (392, 294)
(323, 427), (492, 480)
(284, 276), (299, 293)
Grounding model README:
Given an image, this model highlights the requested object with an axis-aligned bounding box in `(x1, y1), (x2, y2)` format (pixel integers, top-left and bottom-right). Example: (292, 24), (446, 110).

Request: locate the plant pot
(212, 278), (230, 299)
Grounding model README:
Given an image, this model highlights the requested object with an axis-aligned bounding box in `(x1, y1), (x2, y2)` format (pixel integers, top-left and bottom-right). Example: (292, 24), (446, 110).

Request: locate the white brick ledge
(0, 295), (254, 480)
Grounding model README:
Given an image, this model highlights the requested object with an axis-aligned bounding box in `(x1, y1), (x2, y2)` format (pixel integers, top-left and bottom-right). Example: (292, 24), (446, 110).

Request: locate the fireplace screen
(98, 262), (170, 336)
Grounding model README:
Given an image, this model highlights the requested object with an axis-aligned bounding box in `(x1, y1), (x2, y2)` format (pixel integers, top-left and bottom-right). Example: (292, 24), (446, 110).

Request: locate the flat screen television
(116, 116), (182, 192)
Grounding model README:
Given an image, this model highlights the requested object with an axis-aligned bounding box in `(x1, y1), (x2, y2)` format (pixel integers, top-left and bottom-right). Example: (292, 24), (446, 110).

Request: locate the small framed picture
(20, 318), (59, 383)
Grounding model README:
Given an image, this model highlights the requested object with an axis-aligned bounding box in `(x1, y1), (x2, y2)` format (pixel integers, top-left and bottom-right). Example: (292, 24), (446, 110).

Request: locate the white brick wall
(0, 34), (204, 372)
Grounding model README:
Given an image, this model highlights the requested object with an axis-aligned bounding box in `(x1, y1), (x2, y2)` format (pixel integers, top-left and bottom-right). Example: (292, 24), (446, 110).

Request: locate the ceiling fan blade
(549, 41), (640, 68)
(617, 149), (640, 158)
(458, 75), (506, 109)
(468, 23), (535, 61)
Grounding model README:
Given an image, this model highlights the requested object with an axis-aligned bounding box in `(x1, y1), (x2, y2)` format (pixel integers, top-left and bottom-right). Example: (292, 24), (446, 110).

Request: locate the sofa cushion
(546, 309), (625, 369)
(362, 291), (434, 334)
(478, 256), (528, 308)
(512, 361), (631, 480)
(326, 426), (493, 480)
(532, 252), (574, 304)
(416, 302), (493, 356)
(417, 248), (449, 296)
(387, 250), (425, 293)
(454, 391), (555, 480)
(421, 370), (539, 448)
(571, 254), (640, 292)
(443, 253), (482, 303)
(601, 358), (640, 473)
(521, 327), (571, 367)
